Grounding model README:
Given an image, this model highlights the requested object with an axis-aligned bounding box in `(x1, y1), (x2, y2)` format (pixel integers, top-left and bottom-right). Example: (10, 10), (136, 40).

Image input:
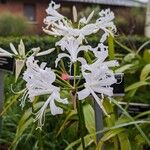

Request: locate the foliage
(0, 35), (150, 149)
(0, 13), (33, 36)
(0, 35), (149, 54)
(0, 3), (150, 149)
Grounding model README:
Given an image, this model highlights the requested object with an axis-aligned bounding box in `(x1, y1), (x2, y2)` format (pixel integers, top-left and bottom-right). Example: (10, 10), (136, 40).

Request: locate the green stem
(73, 63), (77, 87)
(108, 35), (115, 60)
(73, 62), (85, 149)
(77, 100), (86, 150)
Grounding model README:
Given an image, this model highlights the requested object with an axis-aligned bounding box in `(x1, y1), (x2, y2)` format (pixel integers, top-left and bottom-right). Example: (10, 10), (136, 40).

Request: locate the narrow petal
(18, 39), (25, 57)
(10, 43), (18, 55)
(0, 47), (13, 56)
(73, 6), (78, 22)
(86, 11), (94, 24)
(15, 59), (25, 82)
(50, 98), (63, 115)
(55, 53), (71, 67)
(90, 88), (109, 116)
(77, 88), (90, 100)
(36, 48), (55, 56)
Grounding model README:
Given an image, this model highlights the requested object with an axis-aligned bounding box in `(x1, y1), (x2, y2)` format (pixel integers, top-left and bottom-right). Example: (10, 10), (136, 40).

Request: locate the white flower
(55, 37), (91, 66)
(23, 57), (68, 126)
(0, 39), (25, 58)
(43, 2), (116, 44)
(78, 65), (116, 115)
(23, 56), (58, 101)
(44, 1), (64, 24)
(79, 11), (94, 25)
(96, 9), (116, 42)
(35, 91), (68, 129)
(0, 40), (26, 81)
(78, 47), (118, 115)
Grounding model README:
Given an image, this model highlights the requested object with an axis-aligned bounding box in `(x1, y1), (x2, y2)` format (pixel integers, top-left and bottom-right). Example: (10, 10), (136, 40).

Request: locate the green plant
(0, 2), (150, 149)
(0, 13), (33, 36)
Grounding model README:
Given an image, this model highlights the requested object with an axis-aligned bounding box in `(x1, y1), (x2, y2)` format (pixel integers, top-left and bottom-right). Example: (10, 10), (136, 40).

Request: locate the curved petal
(89, 88), (109, 116)
(0, 47), (13, 57)
(34, 96), (51, 129)
(55, 53), (71, 67)
(10, 43), (18, 55)
(36, 48), (55, 56)
(77, 88), (90, 100)
(50, 98), (63, 115)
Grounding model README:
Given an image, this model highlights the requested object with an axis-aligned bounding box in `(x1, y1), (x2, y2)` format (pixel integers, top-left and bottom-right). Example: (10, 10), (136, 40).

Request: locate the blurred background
(0, 1), (150, 150)
(0, 0), (149, 36)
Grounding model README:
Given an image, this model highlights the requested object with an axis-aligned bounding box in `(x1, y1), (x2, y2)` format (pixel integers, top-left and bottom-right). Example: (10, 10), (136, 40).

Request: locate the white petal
(0, 53), (12, 57)
(36, 48), (55, 56)
(50, 98), (63, 115)
(35, 97), (51, 128)
(10, 43), (18, 55)
(89, 88), (108, 116)
(77, 57), (87, 65)
(73, 6), (78, 22)
(86, 11), (94, 23)
(0, 47), (13, 57)
(77, 88), (90, 100)
(15, 59), (25, 82)
(55, 53), (71, 67)
(18, 39), (25, 57)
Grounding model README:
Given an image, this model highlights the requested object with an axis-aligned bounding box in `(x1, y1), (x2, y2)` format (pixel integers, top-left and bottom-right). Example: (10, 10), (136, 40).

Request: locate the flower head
(34, 91), (68, 129)
(23, 56), (68, 128)
(55, 36), (91, 66)
(44, 1), (64, 24)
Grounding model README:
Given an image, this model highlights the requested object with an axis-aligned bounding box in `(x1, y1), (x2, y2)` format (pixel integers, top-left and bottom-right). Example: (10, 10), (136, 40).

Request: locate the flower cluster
(0, 1), (118, 128)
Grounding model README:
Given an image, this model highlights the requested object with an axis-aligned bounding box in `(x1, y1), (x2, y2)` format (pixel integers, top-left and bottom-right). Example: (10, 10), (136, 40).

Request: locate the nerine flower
(23, 56), (68, 128)
(35, 91), (68, 129)
(0, 40), (55, 81)
(43, 1), (116, 43)
(44, 1), (64, 24)
(96, 9), (116, 43)
(78, 46), (118, 115)
(55, 36), (91, 66)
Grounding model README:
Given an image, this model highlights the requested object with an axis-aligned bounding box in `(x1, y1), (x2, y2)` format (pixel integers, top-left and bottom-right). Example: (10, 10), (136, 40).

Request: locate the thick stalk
(73, 62), (86, 149)
(103, 99), (119, 150)
(77, 99), (86, 150)
(108, 35), (115, 60)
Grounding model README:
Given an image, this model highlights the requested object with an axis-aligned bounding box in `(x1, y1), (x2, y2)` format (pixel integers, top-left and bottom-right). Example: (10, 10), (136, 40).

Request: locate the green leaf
(143, 49), (150, 63)
(111, 98), (150, 146)
(18, 102), (43, 128)
(108, 35), (115, 60)
(10, 102), (44, 149)
(115, 64), (134, 73)
(0, 94), (20, 116)
(83, 104), (96, 142)
(114, 39), (132, 53)
(118, 132), (131, 150)
(124, 53), (136, 63)
(125, 81), (150, 92)
(140, 64), (150, 81)
(96, 128), (125, 150)
(11, 118), (33, 150)
(77, 137), (94, 150)
(56, 110), (77, 137)
(65, 120), (149, 150)
(134, 111), (150, 119)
